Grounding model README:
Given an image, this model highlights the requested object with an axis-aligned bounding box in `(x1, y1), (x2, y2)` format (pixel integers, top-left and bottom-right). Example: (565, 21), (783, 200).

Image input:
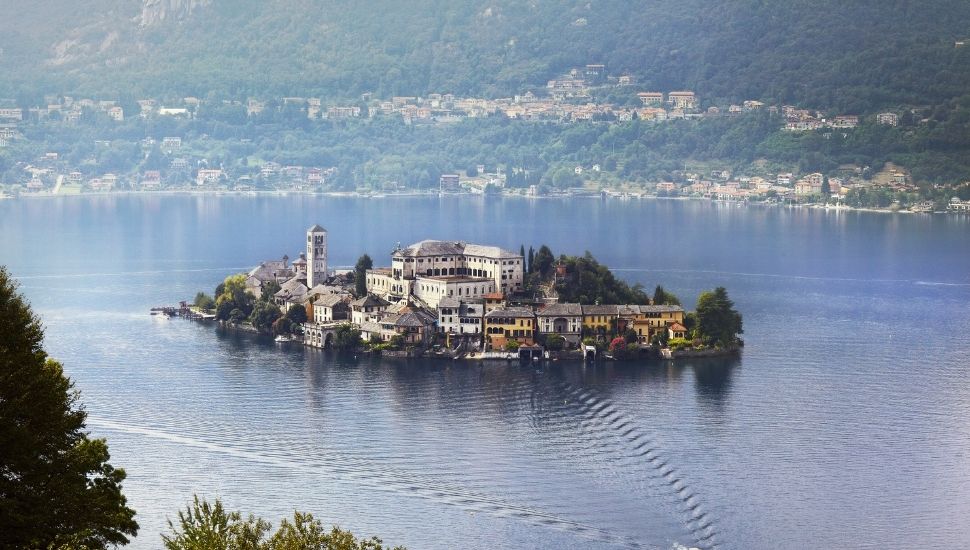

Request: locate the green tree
(333, 324), (362, 350)
(194, 292), (216, 311)
(652, 285), (681, 306)
(0, 267), (138, 548)
(504, 340), (520, 352)
(285, 305), (307, 325)
(215, 274), (255, 321)
(260, 281), (281, 303)
(533, 245), (555, 278)
(250, 301), (282, 334)
(354, 254), (373, 297)
(163, 496), (404, 550)
(695, 287), (743, 347)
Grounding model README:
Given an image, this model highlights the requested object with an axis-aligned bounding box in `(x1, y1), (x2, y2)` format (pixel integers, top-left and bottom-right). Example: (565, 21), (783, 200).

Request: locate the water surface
(2, 195), (969, 549)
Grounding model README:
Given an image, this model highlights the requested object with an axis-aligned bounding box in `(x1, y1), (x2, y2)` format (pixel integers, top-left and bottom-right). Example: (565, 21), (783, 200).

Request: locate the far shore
(3, 187), (964, 215)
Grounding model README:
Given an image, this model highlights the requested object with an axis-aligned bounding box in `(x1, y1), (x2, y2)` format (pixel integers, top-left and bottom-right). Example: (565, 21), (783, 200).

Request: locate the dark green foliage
(0, 267), (137, 548)
(249, 301), (282, 334)
(285, 305), (307, 325)
(695, 287), (743, 347)
(163, 495), (404, 550)
(4, 1), (970, 112)
(553, 251), (651, 305)
(333, 324), (363, 350)
(260, 281), (281, 303)
(532, 245), (555, 278)
(652, 285), (681, 306)
(194, 292), (216, 311)
(354, 254), (373, 298)
(544, 333), (565, 351)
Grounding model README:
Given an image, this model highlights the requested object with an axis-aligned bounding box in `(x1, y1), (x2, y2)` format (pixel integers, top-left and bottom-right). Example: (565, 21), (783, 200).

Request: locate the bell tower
(306, 224), (328, 287)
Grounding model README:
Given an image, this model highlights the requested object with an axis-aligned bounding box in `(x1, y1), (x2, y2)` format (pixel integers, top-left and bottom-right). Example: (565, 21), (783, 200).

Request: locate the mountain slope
(1, 0), (969, 112)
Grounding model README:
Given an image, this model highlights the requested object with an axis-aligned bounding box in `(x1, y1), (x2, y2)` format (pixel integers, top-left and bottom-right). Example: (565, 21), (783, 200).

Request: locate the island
(186, 225), (743, 361)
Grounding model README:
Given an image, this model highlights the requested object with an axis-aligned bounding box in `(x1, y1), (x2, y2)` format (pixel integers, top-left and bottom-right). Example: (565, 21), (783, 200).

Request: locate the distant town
(179, 226), (744, 361)
(3, 63), (969, 213)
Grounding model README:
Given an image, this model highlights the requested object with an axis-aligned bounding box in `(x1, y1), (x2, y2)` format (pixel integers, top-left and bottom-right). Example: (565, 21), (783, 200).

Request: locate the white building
(437, 297), (485, 337)
(306, 224), (328, 288)
(387, 240), (524, 294)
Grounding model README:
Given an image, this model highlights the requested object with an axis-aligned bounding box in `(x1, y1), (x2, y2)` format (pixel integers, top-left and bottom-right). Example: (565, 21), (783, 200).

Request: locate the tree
(504, 340), (520, 352)
(250, 301), (282, 334)
(285, 305), (307, 325)
(533, 245), (555, 277)
(194, 292), (216, 311)
(652, 285), (681, 306)
(695, 287), (743, 347)
(163, 496), (404, 550)
(215, 274), (254, 321)
(333, 324), (362, 350)
(354, 254), (373, 297)
(527, 246), (535, 274)
(0, 267), (138, 548)
(260, 281), (281, 303)
(545, 333), (565, 351)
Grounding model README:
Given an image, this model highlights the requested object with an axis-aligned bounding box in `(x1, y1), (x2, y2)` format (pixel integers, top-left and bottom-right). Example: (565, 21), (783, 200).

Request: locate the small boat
(274, 335), (291, 343)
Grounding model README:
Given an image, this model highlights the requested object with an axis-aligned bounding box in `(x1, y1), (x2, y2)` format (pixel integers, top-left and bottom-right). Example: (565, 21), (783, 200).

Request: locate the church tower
(307, 224), (328, 288)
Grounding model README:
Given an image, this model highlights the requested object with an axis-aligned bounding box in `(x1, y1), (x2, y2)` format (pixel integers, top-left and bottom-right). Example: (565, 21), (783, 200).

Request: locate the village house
(484, 307), (536, 349)
(638, 92), (664, 106)
(312, 294), (351, 324)
(196, 169), (223, 186)
(876, 112), (899, 126)
(667, 91), (697, 110)
(350, 295), (391, 325)
(536, 303), (584, 346)
(437, 296), (485, 345)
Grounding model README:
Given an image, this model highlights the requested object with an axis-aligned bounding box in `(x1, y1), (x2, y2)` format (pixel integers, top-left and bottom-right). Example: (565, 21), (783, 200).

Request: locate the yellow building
(484, 307), (536, 349)
(631, 305), (686, 343)
(582, 305), (619, 337)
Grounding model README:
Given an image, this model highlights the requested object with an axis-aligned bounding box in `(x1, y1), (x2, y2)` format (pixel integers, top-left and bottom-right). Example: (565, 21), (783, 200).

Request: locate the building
(582, 304), (618, 337)
(439, 174), (460, 193)
(350, 295), (391, 325)
(161, 137), (182, 151)
(630, 305), (686, 344)
(637, 92), (664, 106)
(367, 240), (525, 305)
(196, 169), (223, 186)
(536, 303), (584, 346)
(876, 112), (899, 126)
(0, 108), (24, 121)
(667, 91), (697, 110)
(107, 106), (124, 121)
(484, 307), (536, 349)
(312, 294), (350, 324)
(437, 296), (485, 343)
(306, 224), (328, 288)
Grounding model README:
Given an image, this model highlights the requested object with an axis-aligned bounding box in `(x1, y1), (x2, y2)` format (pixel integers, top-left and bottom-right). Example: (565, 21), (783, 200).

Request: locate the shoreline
(3, 188), (962, 215)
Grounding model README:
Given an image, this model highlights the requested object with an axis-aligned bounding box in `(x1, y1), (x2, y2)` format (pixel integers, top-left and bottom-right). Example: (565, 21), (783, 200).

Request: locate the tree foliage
(214, 274), (254, 322)
(695, 286), (743, 347)
(354, 254), (373, 298)
(162, 496), (403, 550)
(0, 267), (137, 548)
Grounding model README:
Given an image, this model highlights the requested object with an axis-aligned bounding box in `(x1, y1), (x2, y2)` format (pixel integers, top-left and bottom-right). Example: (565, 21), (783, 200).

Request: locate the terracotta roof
(669, 322), (687, 332)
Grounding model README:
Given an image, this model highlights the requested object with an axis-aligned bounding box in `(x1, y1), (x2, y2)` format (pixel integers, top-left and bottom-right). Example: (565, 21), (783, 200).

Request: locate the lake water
(2, 195), (969, 549)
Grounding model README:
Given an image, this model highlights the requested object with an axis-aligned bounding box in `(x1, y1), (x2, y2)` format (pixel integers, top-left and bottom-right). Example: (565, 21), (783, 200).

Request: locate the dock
(150, 301), (216, 321)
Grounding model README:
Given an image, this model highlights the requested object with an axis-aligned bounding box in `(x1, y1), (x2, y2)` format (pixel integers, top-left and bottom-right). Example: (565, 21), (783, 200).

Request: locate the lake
(2, 195), (969, 549)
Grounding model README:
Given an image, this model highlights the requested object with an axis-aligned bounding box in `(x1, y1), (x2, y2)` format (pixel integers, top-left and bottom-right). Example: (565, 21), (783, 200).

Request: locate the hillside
(2, 0), (970, 112)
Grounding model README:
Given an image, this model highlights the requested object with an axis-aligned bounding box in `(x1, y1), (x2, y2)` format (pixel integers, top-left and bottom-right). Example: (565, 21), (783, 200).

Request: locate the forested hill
(1, 0), (970, 112)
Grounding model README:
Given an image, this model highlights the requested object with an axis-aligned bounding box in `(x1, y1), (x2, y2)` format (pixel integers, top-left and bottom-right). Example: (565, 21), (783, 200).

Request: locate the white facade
(387, 240), (525, 295)
(307, 224), (328, 288)
(412, 276), (495, 309)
